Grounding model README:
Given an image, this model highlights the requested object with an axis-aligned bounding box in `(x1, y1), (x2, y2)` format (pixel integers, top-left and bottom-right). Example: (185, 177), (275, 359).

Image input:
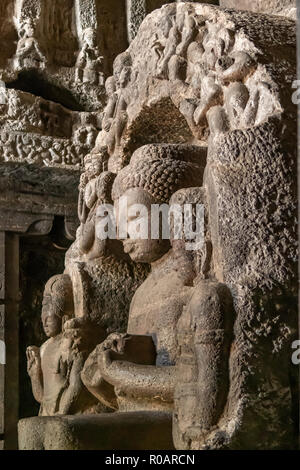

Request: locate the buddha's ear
(200, 240), (212, 278)
(62, 315), (69, 332)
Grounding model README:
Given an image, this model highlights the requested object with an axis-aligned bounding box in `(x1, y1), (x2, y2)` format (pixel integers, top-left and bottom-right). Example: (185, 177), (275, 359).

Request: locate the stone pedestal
(18, 412), (174, 450)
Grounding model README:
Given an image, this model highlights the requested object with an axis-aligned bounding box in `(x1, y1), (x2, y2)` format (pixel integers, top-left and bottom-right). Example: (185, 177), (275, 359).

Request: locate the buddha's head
(80, 169), (116, 258)
(105, 76), (116, 96)
(83, 28), (97, 48)
(112, 144), (203, 264)
(83, 147), (109, 183)
(119, 66), (131, 89)
(113, 52), (132, 88)
(19, 19), (35, 39)
(42, 275), (74, 338)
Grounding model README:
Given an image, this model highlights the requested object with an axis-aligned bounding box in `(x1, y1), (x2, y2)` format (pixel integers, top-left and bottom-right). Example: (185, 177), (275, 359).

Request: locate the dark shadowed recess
(6, 70), (85, 112)
(19, 227), (73, 419)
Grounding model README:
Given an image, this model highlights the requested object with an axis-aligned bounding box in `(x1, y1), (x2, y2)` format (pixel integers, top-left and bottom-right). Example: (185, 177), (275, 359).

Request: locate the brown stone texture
(82, 2), (296, 450)
(15, 1), (298, 451)
(219, 0), (296, 19)
(18, 411), (174, 450)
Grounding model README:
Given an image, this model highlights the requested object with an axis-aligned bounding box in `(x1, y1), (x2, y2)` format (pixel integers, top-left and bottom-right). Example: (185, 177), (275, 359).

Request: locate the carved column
(126, 0), (170, 42)
(0, 203), (77, 449)
(0, 232), (19, 450)
(0, 302), (3, 450)
(16, 0), (42, 24)
(126, 0), (147, 43)
(75, 0), (98, 37)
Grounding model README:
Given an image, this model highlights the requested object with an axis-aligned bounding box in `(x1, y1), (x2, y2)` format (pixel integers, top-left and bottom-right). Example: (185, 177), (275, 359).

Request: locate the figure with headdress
(26, 274), (98, 416)
(15, 19), (47, 69)
(81, 144), (207, 411)
(75, 28), (104, 86)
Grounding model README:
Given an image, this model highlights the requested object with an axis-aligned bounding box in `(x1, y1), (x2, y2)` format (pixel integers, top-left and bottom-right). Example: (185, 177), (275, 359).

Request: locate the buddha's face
(21, 23), (34, 38)
(84, 29), (96, 48)
(41, 294), (62, 338)
(105, 78), (116, 96)
(84, 157), (102, 181)
(115, 188), (170, 264)
(119, 67), (131, 88)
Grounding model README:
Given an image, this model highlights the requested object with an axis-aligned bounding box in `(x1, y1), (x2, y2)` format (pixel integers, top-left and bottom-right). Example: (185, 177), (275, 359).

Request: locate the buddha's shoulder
(40, 335), (63, 355)
(190, 281), (233, 306)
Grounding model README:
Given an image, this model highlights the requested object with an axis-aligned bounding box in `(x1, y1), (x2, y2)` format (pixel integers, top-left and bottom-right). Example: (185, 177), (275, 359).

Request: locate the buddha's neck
(151, 248), (193, 272)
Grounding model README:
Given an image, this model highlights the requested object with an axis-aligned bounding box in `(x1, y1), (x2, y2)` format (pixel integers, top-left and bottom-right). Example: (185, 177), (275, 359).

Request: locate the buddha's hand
(100, 333), (130, 356)
(63, 317), (92, 354)
(99, 333), (156, 366)
(184, 425), (210, 447)
(63, 317), (106, 355)
(26, 346), (41, 376)
(103, 118), (113, 133)
(94, 333), (130, 380)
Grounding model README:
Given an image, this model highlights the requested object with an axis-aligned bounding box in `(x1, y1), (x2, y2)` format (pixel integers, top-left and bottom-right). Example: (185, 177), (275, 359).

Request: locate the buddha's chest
(128, 272), (192, 365)
(41, 340), (67, 387)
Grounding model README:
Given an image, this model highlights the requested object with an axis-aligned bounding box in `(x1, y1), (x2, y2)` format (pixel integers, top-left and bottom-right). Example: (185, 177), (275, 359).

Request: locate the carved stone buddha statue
(81, 143), (208, 412)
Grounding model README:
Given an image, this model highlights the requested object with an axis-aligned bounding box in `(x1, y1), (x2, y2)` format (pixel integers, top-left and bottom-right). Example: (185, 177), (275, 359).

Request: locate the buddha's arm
(103, 96), (117, 125)
(27, 346), (43, 404)
(99, 350), (175, 402)
(30, 371), (43, 404)
(189, 283), (234, 435)
(79, 218), (95, 254)
(78, 190), (89, 224)
(58, 355), (85, 415)
(81, 346), (118, 410)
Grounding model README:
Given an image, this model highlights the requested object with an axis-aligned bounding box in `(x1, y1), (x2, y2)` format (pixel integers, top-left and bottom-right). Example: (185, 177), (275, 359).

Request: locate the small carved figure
(81, 144), (206, 412)
(77, 149), (116, 261)
(102, 77), (118, 133)
(15, 19), (47, 69)
(186, 41), (205, 85)
(202, 24), (235, 70)
(26, 274), (97, 416)
(105, 53), (132, 155)
(194, 74), (222, 125)
(155, 19), (181, 79)
(93, 77), (118, 156)
(151, 16), (173, 70)
(176, 13), (198, 58)
(75, 28), (104, 86)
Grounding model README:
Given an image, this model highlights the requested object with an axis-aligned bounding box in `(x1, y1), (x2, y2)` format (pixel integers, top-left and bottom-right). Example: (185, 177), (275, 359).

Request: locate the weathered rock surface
(85, 2), (297, 450)
(219, 0), (297, 19)
(18, 411), (174, 450)
(19, 1), (297, 451)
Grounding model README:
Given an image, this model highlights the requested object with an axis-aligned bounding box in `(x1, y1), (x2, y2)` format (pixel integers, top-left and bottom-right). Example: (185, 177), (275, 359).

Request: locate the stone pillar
(126, 0), (172, 43)
(16, 0), (42, 23)
(74, 0), (98, 37)
(0, 305), (3, 449)
(126, 0), (147, 43)
(0, 232), (19, 450)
